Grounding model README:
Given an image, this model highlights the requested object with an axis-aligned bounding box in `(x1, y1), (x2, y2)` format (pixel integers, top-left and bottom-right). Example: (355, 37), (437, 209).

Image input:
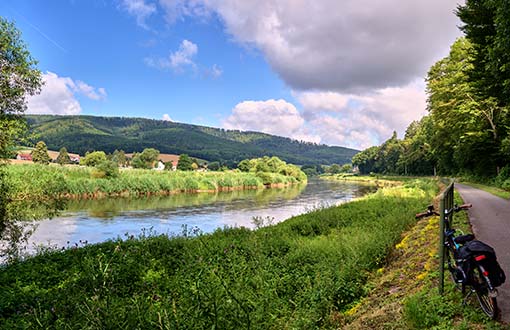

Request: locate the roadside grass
(460, 181), (510, 200)
(342, 191), (504, 329)
(0, 178), (437, 329)
(321, 173), (428, 187)
(4, 164), (305, 201)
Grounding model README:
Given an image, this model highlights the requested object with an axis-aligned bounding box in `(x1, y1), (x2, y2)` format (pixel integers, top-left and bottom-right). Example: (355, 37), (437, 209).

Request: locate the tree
(139, 148), (159, 168)
(177, 154), (193, 171)
(131, 148), (160, 169)
(31, 141), (51, 164)
(0, 18), (43, 159)
(56, 147), (71, 165)
(456, 0), (510, 105)
(426, 38), (507, 175)
(327, 164), (342, 174)
(111, 149), (126, 167)
(208, 161), (220, 171)
(81, 151), (107, 167)
(0, 18), (43, 261)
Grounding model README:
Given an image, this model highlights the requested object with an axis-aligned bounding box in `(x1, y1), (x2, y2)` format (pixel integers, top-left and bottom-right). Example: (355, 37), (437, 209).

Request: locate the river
(26, 179), (376, 250)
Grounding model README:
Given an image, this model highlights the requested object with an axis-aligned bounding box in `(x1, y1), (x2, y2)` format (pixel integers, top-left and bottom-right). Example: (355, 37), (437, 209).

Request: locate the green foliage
(207, 161), (220, 171)
(236, 156), (307, 183)
(111, 149), (126, 167)
(0, 179), (436, 329)
(1, 164), (306, 200)
(92, 160), (119, 179)
(80, 151), (107, 167)
(24, 115), (359, 166)
(30, 141), (50, 165)
(131, 148), (160, 169)
(457, 0), (510, 106)
(0, 18), (42, 159)
(56, 147), (71, 165)
(177, 154), (193, 171)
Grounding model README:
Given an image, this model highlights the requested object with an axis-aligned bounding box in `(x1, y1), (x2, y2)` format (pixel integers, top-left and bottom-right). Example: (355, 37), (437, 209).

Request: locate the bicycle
(416, 203), (499, 319)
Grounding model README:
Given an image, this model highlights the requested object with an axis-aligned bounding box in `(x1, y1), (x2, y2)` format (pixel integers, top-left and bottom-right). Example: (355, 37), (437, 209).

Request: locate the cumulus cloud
(145, 39), (198, 72)
(27, 72), (106, 115)
(162, 114), (173, 121)
(296, 80), (427, 149)
(157, 0), (461, 92)
(223, 99), (320, 143)
(119, 0), (157, 29)
(221, 81), (426, 150)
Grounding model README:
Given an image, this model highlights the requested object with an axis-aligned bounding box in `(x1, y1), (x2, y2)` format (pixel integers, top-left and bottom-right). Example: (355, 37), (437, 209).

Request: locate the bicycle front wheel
(472, 266), (498, 319)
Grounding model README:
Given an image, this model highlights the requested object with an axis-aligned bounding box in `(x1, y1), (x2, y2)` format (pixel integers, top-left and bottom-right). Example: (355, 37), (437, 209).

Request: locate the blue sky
(1, 0), (463, 149)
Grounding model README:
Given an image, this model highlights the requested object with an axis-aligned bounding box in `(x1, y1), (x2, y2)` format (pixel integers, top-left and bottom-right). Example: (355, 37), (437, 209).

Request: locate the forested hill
(25, 115), (358, 165)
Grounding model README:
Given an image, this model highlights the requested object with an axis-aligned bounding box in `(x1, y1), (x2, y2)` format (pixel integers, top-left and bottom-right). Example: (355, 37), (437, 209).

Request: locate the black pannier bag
(458, 240), (506, 287)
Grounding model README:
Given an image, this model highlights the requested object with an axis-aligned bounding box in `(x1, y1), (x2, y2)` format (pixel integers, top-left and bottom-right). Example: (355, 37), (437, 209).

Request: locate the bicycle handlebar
(415, 203), (472, 219)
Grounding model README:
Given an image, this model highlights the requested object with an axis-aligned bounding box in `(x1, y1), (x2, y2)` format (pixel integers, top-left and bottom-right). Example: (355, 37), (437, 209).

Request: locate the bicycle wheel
(472, 266), (498, 319)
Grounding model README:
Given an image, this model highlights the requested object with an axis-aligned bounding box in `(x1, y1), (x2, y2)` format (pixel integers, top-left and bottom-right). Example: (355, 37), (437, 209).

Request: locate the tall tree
(56, 147), (71, 165)
(0, 18), (42, 260)
(0, 18), (42, 159)
(177, 154), (193, 171)
(31, 141), (51, 164)
(457, 0), (510, 105)
(426, 38), (507, 175)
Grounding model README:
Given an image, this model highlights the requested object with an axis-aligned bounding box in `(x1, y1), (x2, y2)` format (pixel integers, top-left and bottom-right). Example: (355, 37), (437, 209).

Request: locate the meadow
(4, 164), (304, 201)
(0, 178), (438, 329)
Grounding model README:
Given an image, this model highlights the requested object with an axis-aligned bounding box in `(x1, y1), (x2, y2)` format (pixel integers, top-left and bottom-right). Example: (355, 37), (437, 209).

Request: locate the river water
(26, 179), (376, 250)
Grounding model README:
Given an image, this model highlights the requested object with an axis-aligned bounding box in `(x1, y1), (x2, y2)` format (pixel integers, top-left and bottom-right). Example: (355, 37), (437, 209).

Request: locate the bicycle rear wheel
(472, 266), (498, 319)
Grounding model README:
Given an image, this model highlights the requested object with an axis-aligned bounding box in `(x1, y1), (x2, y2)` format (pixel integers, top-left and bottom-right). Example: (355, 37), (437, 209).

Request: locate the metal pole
(439, 193), (445, 295)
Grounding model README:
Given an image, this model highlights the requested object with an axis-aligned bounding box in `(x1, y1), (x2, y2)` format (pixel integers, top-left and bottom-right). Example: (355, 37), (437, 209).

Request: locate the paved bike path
(456, 183), (510, 323)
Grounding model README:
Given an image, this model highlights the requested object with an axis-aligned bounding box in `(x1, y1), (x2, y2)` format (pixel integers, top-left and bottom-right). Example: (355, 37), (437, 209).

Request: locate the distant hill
(25, 115), (359, 166)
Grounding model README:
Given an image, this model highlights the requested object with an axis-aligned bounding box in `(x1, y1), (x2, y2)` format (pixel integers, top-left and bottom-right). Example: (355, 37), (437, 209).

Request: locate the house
(154, 160), (165, 171)
(16, 153), (32, 161)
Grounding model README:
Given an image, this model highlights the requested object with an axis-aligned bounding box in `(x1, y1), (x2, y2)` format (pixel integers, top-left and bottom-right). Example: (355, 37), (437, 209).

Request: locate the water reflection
(24, 179), (376, 251)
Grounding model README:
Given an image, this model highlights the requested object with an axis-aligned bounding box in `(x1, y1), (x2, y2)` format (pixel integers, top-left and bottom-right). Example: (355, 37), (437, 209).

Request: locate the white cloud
(223, 99), (320, 143)
(74, 81), (107, 101)
(162, 114), (173, 121)
(205, 64), (223, 78)
(119, 0), (157, 29)
(170, 39), (198, 68)
(145, 39), (198, 72)
(27, 72), (106, 115)
(295, 80), (427, 149)
(221, 81), (426, 150)
(158, 0), (461, 93)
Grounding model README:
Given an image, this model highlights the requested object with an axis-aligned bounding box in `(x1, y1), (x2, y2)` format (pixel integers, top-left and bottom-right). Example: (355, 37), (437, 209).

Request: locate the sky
(1, 0), (463, 150)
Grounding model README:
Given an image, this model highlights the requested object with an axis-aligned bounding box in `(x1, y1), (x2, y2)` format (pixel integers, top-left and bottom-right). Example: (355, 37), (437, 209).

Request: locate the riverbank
(4, 164), (306, 201)
(342, 191), (502, 329)
(320, 174), (404, 187)
(1, 178), (438, 329)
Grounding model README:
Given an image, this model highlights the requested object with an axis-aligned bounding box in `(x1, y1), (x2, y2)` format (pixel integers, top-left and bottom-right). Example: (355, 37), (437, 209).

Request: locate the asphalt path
(456, 183), (510, 323)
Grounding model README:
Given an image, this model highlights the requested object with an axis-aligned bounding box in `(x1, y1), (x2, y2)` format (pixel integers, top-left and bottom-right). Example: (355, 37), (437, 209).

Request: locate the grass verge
(460, 182), (510, 200)
(342, 191), (504, 329)
(1, 179), (437, 329)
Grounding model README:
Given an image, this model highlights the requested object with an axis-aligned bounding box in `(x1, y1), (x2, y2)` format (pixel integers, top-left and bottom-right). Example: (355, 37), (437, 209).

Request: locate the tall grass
(5, 164), (303, 200)
(0, 178), (438, 329)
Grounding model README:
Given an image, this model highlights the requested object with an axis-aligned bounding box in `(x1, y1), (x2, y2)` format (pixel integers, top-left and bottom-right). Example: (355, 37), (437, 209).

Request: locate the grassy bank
(321, 174), (406, 187)
(460, 181), (510, 200)
(343, 191), (503, 329)
(0, 178), (437, 329)
(4, 164), (305, 201)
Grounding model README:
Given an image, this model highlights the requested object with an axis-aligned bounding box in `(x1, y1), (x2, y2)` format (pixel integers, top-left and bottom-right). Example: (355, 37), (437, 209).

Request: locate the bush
(92, 160), (119, 179)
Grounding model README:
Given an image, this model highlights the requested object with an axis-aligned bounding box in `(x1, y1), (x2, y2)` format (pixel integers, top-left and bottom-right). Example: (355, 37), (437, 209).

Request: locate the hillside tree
(31, 141), (51, 164)
(56, 147), (71, 165)
(177, 154), (193, 171)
